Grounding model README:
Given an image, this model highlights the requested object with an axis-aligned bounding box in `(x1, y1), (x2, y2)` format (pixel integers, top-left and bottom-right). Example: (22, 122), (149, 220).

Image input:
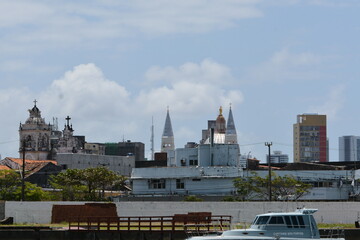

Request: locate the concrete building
(293, 114), (327, 163)
(56, 153), (135, 176)
(131, 166), (241, 195)
(131, 106), (241, 196)
(339, 135), (360, 162)
(105, 141), (145, 162)
(266, 151), (289, 164)
(84, 142), (106, 155)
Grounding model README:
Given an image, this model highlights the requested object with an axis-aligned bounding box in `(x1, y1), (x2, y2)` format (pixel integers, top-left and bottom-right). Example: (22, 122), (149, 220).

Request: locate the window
(284, 216), (292, 228)
(255, 216), (270, 225)
(176, 179), (185, 189)
(189, 159), (198, 166)
(180, 158), (186, 166)
(269, 216), (284, 224)
(149, 179), (166, 189)
(291, 216), (299, 228)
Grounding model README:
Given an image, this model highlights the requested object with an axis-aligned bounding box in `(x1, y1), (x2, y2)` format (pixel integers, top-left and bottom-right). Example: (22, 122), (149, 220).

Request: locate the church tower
(215, 106), (226, 134)
(19, 100), (52, 160)
(225, 105), (238, 144)
(161, 108), (175, 153)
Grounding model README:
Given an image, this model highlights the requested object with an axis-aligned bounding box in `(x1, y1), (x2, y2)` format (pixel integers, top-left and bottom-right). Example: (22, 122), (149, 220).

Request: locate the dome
(215, 106), (226, 134)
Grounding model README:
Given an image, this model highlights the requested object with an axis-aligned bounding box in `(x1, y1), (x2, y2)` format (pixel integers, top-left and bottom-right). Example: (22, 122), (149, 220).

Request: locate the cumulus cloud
(0, 60), (243, 157)
(245, 48), (327, 83)
(139, 59), (243, 115)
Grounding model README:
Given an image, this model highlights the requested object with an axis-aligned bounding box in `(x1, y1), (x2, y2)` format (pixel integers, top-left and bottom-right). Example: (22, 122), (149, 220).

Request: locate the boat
(186, 208), (345, 240)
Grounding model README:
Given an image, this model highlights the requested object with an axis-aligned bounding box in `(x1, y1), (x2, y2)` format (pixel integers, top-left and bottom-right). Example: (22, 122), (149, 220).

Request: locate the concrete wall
(57, 153), (135, 176)
(4, 201), (360, 225)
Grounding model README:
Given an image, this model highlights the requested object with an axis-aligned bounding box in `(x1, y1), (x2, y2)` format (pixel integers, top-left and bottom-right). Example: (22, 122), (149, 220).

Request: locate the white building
(131, 166), (241, 195)
(339, 135), (360, 162)
(266, 151), (289, 164)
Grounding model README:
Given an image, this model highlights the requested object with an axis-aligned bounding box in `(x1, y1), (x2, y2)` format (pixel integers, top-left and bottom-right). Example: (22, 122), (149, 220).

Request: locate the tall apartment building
(339, 136), (360, 162)
(293, 114), (327, 163)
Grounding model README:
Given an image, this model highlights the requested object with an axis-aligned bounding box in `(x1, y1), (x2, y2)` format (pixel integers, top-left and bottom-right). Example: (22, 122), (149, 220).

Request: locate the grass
(317, 223), (355, 229)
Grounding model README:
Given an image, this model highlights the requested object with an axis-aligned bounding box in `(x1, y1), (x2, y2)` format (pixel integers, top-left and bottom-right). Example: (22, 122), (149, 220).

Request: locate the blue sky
(0, 0), (359, 161)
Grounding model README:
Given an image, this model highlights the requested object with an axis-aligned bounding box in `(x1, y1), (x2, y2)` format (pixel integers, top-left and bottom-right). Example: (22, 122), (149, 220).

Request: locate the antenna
(151, 117), (154, 160)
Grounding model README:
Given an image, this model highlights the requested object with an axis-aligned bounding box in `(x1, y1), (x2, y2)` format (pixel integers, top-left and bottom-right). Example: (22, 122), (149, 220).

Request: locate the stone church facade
(19, 101), (85, 160)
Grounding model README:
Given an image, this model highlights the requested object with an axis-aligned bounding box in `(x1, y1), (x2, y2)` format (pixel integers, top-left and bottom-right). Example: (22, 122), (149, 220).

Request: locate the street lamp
(265, 142), (272, 201)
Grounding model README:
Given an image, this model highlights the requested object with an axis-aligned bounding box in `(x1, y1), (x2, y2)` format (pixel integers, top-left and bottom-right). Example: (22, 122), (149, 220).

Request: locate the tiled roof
(2, 157), (58, 177)
(0, 165), (11, 170)
(6, 158), (57, 166)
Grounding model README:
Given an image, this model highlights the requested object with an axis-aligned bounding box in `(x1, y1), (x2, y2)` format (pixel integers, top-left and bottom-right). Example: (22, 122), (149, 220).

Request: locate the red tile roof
(0, 165), (11, 170)
(6, 158), (57, 166)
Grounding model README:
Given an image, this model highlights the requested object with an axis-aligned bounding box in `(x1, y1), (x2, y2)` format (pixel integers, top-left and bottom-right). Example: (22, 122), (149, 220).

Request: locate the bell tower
(19, 100), (52, 160)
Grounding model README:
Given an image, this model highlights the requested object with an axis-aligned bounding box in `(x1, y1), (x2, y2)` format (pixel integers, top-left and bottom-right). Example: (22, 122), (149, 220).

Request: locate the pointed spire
(161, 107), (175, 152)
(225, 104), (238, 144)
(226, 105), (237, 135)
(162, 108), (174, 137)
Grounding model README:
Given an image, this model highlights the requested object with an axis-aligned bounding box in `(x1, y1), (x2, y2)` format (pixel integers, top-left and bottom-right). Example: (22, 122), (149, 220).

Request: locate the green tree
(0, 170), (21, 200)
(234, 173), (312, 201)
(233, 173), (261, 201)
(13, 182), (51, 201)
(50, 167), (127, 201)
(50, 168), (86, 201)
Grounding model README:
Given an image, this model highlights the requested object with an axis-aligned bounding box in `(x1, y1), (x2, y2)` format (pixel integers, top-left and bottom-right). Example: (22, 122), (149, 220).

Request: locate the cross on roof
(65, 116), (71, 126)
(33, 99), (37, 106)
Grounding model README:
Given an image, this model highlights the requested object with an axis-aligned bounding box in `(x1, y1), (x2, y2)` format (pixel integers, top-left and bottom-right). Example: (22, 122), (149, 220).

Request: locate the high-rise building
(293, 114), (327, 163)
(339, 136), (360, 162)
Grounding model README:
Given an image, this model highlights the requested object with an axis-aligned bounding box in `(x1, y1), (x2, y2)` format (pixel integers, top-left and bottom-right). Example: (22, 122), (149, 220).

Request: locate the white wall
(5, 201), (360, 225)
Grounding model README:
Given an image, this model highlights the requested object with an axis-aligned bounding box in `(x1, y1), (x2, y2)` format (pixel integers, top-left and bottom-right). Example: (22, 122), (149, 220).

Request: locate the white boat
(186, 208), (345, 240)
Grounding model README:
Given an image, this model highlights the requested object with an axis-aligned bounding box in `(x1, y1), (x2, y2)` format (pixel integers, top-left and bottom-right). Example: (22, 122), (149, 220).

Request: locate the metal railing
(68, 215), (232, 232)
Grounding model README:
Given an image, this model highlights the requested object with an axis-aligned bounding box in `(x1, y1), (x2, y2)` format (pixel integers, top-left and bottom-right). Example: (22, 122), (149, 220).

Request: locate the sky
(1, 0), (360, 162)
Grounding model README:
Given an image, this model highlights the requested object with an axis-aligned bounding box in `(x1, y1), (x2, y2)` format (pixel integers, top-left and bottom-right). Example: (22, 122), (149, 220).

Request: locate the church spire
(162, 107), (174, 137)
(161, 107), (175, 152)
(225, 104), (238, 144)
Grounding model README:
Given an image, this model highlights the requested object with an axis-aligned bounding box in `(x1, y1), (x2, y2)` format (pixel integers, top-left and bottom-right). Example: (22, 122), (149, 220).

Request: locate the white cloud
(245, 48), (327, 83)
(140, 59), (243, 115)
(0, 60), (243, 157)
(41, 63), (130, 116)
(0, 0), (263, 54)
(308, 84), (346, 120)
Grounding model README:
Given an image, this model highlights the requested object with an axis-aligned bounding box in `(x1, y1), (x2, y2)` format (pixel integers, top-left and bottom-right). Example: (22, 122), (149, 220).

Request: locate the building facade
(266, 151), (289, 164)
(105, 141), (145, 162)
(293, 114), (327, 163)
(56, 153), (135, 176)
(339, 136), (360, 162)
(19, 101), (85, 160)
(19, 101), (52, 160)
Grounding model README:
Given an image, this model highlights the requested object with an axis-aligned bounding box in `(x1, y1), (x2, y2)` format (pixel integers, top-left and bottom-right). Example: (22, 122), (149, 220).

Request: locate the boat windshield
(254, 216), (270, 225)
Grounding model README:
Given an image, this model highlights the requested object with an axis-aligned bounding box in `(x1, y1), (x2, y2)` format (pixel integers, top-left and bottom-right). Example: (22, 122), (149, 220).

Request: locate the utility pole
(21, 139), (26, 201)
(265, 142), (272, 201)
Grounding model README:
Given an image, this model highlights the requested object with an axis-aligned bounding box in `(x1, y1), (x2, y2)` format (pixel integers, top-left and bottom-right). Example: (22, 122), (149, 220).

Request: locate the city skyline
(1, 1), (360, 161)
